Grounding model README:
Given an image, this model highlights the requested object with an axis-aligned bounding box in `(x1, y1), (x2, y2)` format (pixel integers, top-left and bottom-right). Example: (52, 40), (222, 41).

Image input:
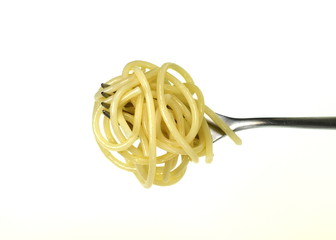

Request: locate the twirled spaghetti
(92, 61), (241, 188)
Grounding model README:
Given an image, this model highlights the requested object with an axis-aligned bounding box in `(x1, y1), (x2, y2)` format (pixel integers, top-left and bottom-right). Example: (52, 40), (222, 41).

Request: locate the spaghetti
(92, 61), (241, 188)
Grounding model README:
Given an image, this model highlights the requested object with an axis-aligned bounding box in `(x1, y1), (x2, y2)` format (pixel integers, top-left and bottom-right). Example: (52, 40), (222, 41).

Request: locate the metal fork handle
(221, 115), (336, 132)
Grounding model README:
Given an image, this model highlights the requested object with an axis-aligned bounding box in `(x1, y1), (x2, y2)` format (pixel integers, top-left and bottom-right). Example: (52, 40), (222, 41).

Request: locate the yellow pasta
(92, 61), (241, 188)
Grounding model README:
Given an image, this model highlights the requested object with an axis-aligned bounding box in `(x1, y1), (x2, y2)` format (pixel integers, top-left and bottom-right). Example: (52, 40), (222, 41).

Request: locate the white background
(1, 0), (336, 239)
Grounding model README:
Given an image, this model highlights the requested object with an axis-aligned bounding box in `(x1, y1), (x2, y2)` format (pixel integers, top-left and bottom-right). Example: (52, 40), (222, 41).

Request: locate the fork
(99, 84), (336, 143)
(207, 114), (336, 142)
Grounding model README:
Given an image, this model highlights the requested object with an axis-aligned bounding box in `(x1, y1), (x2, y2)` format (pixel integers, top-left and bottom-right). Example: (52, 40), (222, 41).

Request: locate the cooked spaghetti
(92, 61), (241, 188)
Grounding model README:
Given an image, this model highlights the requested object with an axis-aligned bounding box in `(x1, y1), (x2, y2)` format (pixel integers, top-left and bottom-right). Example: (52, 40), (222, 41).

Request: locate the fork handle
(224, 116), (336, 132)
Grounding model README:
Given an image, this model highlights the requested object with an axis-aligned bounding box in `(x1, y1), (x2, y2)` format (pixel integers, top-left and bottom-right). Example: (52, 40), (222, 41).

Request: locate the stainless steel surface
(209, 114), (336, 142)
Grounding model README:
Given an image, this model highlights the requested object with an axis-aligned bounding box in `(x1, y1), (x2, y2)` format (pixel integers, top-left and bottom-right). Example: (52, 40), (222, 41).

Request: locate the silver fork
(99, 84), (336, 143)
(207, 114), (336, 142)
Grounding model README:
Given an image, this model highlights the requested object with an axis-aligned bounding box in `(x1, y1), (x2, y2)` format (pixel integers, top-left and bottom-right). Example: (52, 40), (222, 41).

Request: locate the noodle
(92, 61), (241, 188)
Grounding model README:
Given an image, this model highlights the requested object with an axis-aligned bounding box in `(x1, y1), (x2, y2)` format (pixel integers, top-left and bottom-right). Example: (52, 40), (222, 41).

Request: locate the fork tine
(101, 83), (110, 88)
(101, 92), (111, 98)
(101, 102), (111, 109)
(102, 110), (111, 119)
